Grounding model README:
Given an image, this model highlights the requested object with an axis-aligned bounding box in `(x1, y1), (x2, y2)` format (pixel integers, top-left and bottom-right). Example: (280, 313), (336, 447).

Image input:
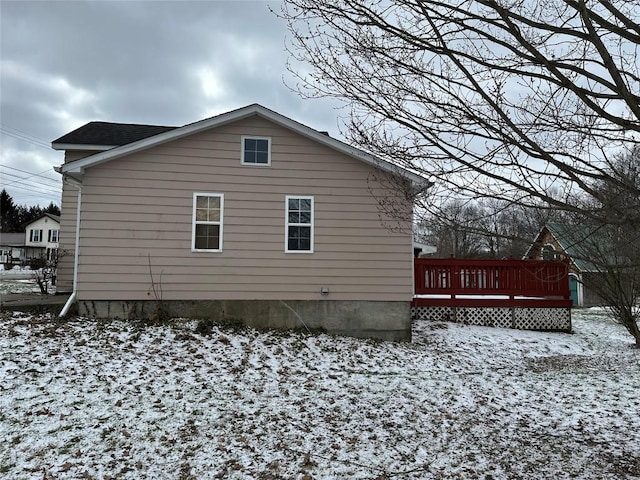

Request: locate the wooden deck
(412, 257), (572, 308)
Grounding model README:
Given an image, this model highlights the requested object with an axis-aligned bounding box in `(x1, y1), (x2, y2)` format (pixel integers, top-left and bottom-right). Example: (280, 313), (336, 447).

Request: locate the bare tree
(419, 199), (486, 257)
(582, 227), (640, 347)
(279, 0), (640, 345)
(574, 145), (640, 346)
(278, 0), (640, 224)
(420, 197), (567, 259)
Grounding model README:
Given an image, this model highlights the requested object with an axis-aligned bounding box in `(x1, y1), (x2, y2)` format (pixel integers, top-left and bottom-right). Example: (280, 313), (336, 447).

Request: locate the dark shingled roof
(52, 122), (178, 147)
(0, 232), (25, 246)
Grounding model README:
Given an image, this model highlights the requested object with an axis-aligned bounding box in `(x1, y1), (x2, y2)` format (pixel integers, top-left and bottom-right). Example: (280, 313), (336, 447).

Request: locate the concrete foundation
(78, 299), (411, 341)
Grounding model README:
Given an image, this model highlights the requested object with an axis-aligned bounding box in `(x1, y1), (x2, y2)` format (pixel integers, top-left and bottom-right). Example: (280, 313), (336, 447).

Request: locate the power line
(4, 182), (61, 199)
(1, 164), (60, 187)
(2, 172), (61, 193)
(2, 173), (61, 193)
(0, 124), (51, 150)
(2, 172), (61, 195)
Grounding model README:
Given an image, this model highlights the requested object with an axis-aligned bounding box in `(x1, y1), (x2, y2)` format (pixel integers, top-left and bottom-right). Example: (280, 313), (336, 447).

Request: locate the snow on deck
(0, 309), (638, 479)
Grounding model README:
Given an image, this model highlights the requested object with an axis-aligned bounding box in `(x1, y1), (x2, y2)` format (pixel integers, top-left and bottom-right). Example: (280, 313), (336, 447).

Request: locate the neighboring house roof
(528, 222), (599, 272)
(0, 232), (26, 247)
(52, 122), (177, 151)
(22, 213), (61, 229)
(546, 223), (595, 272)
(56, 104), (430, 189)
(413, 241), (437, 256)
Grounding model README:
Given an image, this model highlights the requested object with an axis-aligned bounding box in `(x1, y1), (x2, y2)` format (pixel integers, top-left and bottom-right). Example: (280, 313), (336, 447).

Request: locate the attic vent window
(241, 136), (271, 165)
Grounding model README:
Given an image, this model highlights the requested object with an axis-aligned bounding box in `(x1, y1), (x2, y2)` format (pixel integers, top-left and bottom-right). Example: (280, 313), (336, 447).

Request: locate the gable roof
(546, 223), (594, 272)
(23, 213), (61, 229)
(530, 223), (600, 272)
(57, 104), (429, 188)
(52, 122), (177, 151)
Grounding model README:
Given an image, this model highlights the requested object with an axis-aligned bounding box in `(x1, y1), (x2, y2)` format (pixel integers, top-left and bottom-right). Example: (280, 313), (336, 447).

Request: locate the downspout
(59, 174), (82, 317)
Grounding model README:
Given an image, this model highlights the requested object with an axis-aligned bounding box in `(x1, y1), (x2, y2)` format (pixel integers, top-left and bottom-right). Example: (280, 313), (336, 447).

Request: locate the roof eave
(61, 107), (260, 174)
(250, 106), (428, 186)
(52, 143), (115, 152)
(59, 104), (430, 186)
(522, 225), (548, 259)
(21, 213), (61, 229)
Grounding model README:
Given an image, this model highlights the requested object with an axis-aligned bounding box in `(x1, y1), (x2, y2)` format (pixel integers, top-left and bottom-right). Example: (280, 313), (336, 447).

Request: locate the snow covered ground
(0, 267), (45, 295)
(1, 309), (638, 479)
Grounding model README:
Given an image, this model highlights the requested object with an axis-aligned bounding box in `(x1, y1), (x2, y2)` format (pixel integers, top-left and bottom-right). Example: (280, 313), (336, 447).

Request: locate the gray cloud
(0, 0), (341, 207)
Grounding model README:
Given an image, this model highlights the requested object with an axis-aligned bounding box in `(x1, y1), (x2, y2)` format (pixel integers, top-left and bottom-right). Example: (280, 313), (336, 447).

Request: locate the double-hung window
(286, 196), (314, 253)
(192, 193), (223, 252)
(30, 229), (43, 243)
(241, 136), (271, 165)
(49, 229), (59, 243)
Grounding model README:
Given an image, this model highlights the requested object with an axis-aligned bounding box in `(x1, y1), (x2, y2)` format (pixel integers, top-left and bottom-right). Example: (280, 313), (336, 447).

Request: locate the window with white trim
(542, 244), (557, 261)
(241, 136), (271, 165)
(30, 229), (43, 243)
(49, 229), (59, 243)
(286, 196), (313, 253)
(192, 193), (223, 252)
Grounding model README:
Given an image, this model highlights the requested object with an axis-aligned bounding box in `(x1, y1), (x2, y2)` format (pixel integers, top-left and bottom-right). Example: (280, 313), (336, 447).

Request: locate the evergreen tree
(0, 189), (60, 232)
(43, 202), (61, 216)
(1, 189), (18, 232)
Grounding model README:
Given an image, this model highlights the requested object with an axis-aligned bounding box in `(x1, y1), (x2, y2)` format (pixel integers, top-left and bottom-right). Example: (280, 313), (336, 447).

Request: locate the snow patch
(0, 310), (638, 479)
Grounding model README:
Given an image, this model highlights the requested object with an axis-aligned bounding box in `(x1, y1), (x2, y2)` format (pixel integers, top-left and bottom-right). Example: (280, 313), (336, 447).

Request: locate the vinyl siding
(70, 116), (413, 301)
(57, 144), (98, 291)
(56, 184), (78, 293)
(24, 217), (59, 249)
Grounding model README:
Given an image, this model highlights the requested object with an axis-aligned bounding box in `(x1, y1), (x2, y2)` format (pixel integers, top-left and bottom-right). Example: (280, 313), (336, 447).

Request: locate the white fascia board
(52, 143), (115, 151)
(522, 225), (546, 259)
(413, 242), (437, 253)
(60, 104), (430, 187)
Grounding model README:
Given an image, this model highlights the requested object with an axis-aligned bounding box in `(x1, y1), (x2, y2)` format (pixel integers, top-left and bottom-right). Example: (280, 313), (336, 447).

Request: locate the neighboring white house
(24, 213), (60, 262)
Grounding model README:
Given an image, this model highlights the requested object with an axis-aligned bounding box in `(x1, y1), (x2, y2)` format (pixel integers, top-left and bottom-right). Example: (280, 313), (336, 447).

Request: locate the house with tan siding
(52, 104), (429, 340)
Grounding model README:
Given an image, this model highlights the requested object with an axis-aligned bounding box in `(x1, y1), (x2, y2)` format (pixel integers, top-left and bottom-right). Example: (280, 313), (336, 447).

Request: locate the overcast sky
(0, 0), (341, 208)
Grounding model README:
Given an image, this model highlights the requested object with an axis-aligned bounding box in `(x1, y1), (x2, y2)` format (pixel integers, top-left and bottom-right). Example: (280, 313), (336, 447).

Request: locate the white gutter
(60, 292), (77, 318)
(59, 175), (82, 318)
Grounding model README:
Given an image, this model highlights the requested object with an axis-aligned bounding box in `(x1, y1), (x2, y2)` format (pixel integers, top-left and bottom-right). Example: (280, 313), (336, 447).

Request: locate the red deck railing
(412, 257), (572, 308)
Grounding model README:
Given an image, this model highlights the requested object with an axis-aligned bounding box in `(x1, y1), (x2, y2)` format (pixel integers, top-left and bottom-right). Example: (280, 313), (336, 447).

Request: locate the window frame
(285, 195), (314, 254)
(241, 136), (271, 166)
(191, 193), (224, 253)
(542, 243), (557, 261)
(30, 229), (43, 243)
(49, 229), (59, 243)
